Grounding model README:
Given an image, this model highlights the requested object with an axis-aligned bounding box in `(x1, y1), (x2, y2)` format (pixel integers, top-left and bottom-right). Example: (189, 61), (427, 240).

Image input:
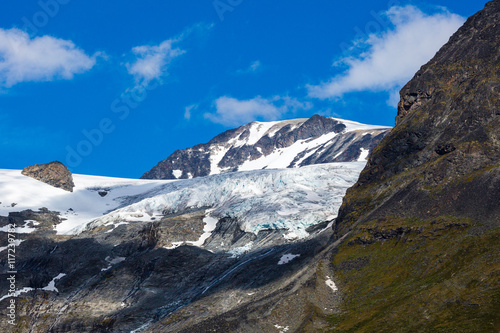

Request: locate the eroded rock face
(22, 161), (75, 192)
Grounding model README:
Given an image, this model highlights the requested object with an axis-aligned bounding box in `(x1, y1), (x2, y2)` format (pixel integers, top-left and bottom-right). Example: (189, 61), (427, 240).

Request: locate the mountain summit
(141, 114), (390, 179)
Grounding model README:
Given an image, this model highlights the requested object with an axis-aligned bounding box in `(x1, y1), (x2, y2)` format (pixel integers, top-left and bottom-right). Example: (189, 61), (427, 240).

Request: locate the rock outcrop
(22, 161), (75, 192)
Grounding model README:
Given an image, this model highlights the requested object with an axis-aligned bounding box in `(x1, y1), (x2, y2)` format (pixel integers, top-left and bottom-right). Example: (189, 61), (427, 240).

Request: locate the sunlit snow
(358, 148), (370, 161)
(84, 162), (365, 237)
(0, 162), (365, 239)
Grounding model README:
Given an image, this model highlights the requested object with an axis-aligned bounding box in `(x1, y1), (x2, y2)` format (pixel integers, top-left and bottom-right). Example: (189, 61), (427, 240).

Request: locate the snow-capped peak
(141, 114), (391, 180)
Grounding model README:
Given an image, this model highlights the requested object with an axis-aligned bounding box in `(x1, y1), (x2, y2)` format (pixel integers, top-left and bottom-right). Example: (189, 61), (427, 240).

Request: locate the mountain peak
(141, 115), (391, 179)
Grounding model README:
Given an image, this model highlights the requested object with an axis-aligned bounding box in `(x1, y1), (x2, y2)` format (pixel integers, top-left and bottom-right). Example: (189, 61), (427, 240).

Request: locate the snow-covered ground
(0, 162), (365, 240)
(0, 169), (169, 234)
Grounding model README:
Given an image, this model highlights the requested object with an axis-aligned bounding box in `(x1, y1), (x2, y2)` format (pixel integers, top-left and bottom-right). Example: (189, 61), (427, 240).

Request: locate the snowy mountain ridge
(141, 114), (391, 180)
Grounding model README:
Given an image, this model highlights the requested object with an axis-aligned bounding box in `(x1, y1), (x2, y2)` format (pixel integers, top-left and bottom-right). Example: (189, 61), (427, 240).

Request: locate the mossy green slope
(330, 218), (499, 332)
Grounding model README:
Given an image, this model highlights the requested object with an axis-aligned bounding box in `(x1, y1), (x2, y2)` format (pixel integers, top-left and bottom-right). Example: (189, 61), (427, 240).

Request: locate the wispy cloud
(236, 60), (262, 75)
(0, 28), (98, 88)
(125, 23), (213, 88)
(205, 95), (312, 127)
(184, 104), (197, 120)
(126, 39), (185, 87)
(307, 5), (464, 101)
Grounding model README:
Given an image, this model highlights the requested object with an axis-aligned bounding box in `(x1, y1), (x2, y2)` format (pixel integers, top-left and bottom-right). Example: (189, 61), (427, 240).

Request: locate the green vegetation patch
(330, 217), (500, 332)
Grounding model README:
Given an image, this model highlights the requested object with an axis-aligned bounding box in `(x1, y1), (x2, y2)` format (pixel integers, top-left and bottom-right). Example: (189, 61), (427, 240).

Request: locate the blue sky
(0, 0), (485, 178)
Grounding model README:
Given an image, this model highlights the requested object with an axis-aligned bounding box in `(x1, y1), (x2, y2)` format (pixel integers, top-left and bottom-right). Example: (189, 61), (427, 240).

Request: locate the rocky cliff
(330, 1), (500, 331)
(141, 114), (390, 180)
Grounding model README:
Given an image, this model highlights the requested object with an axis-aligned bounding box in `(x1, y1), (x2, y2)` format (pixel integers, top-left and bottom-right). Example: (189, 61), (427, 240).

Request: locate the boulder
(22, 161), (75, 192)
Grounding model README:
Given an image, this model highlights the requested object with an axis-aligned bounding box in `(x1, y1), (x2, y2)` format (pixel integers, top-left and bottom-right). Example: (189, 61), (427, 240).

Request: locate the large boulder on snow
(22, 161), (75, 192)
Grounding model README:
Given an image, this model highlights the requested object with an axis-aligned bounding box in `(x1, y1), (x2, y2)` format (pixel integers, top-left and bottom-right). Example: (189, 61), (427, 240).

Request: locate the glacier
(81, 162), (366, 239)
(0, 162), (365, 242)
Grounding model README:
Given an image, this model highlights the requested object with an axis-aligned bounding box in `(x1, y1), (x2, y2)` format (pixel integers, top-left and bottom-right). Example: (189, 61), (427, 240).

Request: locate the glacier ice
(81, 162), (366, 239)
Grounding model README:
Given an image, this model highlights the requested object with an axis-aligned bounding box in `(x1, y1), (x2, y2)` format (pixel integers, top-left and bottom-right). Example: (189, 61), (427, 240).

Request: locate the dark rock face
(22, 161), (75, 192)
(337, 0), (500, 233)
(141, 114), (390, 179)
(330, 1), (500, 331)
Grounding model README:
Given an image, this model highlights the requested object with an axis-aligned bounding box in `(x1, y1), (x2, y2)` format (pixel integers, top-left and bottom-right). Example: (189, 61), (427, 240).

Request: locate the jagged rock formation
(331, 1), (500, 331)
(141, 114), (390, 180)
(22, 161), (75, 192)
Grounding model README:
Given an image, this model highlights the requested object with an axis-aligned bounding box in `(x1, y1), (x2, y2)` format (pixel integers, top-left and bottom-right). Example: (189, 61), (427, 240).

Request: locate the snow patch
(358, 148), (370, 161)
(164, 242), (184, 250)
(187, 212), (218, 247)
(331, 117), (391, 132)
(278, 253), (300, 265)
(0, 220), (37, 234)
(325, 276), (338, 292)
(246, 122), (278, 145)
(105, 221), (129, 233)
(101, 257), (126, 271)
(42, 273), (66, 292)
(228, 242), (253, 258)
(0, 287), (34, 302)
(274, 324), (290, 332)
(209, 145), (230, 175)
(172, 170), (183, 179)
(0, 272), (67, 301)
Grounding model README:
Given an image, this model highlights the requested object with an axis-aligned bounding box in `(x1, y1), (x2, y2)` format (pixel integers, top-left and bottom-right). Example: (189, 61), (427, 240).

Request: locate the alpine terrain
(0, 116), (388, 332)
(0, 1), (499, 332)
(141, 114), (390, 180)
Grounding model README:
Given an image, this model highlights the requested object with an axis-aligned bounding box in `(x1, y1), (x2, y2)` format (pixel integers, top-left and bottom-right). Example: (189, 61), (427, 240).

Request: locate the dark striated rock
(22, 161), (75, 192)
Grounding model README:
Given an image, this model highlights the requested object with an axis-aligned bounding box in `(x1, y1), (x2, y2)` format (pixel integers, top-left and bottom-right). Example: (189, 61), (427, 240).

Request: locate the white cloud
(184, 104), (197, 120)
(0, 28), (97, 87)
(236, 60), (262, 74)
(205, 95), (311, 127)
(307, 5), (464, 100)
(249, 60), (262, 72)
(126, 39), (185, 87)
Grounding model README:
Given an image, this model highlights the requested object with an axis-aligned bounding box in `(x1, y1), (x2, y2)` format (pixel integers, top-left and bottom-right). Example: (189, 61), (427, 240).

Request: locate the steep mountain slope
(141, 115), (390, 179)
(330, 1), (500, 331)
